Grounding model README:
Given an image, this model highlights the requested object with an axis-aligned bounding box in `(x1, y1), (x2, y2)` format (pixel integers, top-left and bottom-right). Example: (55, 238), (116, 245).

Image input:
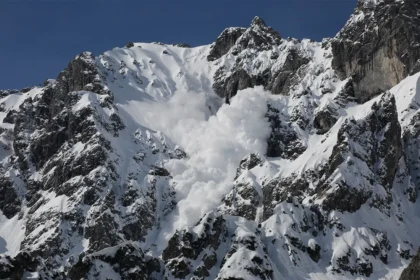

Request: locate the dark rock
(148, 165), (171, 177)
(322, 184), (372, 213)
(193, 265), (210, 278)
(219, 232), (274, 280)
(266, 103), (306, 159)
(223, 182), (260, 220)
(0, 178), (21, 218)
(168, 147), (187, 159)
(314, 107), (338, 134)
(120, 178), (174, 242)
(21, 87), (32, 93)
(235, 153), (262, 179)
(213, 68), (253, 102)
(212, 41), (308, 100)
(285, 234), (323, 263)
(0, 252), (38, 280)
(266, 48), (309, 95)
(314, 79), (357, 134)
(308, 244), (321, 263)
(0, 89), (20, 98)
(236, 16), (282, 52)
(332, 249), (373, 277)
(263, 176), (308, 220)
(57, 52), (111, 96)
(203, 253), (217, 270)
(210, 17), (308, 101)
(163, 213), (226, 261)
(399, 250), (420, 280)
(167, 259), (191, 279)
(68, 243), (157, 280)
(403, 111), (420, 202)
(163, 212), (226, 278)
(208, 27), (246, 61)
(321, 92), (402, 213)
(363, 229), (391, 264)
(173, 43), (192, 48)
(84, 193), (123, 252)
(331, 0), (420, 102)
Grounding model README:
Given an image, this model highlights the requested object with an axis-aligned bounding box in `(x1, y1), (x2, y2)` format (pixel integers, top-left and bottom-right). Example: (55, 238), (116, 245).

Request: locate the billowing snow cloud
(133, 87), (271, 235)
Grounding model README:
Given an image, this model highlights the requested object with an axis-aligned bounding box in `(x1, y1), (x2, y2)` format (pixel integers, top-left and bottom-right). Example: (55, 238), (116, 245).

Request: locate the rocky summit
(1, 0), (420, 279)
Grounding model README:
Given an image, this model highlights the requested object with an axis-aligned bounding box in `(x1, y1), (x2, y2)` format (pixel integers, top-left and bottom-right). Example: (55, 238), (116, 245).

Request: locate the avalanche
(1, 0), (420, 279)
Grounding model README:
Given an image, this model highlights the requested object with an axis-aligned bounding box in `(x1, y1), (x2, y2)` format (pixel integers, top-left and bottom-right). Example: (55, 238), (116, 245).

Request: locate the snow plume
(135, 87), (271, 233)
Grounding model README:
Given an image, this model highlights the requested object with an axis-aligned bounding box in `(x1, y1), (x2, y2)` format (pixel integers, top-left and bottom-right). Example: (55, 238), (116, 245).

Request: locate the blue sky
(0, 0), (356, 89)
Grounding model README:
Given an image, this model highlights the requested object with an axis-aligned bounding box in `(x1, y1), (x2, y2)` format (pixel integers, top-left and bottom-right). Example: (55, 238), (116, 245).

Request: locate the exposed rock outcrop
(332, 0), (420, 102)
(163, 212), (227, 279)
(266, 103), (306, 158)
(207, 27), (246, 61)
(400, 250), (420, 280)
(211, 17), (313, 101)
(321, 92), (402, 213)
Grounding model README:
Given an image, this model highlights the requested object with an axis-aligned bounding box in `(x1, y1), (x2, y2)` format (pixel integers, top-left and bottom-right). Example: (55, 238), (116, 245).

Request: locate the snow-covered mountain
(1, 0), (420, 279)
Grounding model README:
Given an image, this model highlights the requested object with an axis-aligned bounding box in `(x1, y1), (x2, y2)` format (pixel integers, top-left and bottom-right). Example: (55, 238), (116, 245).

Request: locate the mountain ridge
(1, 0), (420, 279)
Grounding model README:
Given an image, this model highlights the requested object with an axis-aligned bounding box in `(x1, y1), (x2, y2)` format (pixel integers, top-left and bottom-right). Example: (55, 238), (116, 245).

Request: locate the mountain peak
(3, 1), (420, 279)
(357, 0), (405, 9)
(251, 16), (266, 27)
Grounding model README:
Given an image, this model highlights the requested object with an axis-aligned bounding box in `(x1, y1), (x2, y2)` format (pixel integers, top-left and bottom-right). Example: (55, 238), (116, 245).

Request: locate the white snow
(0, 213), (25, 257)
(1, 35), (420, 280)
(162, 88), (271, 229)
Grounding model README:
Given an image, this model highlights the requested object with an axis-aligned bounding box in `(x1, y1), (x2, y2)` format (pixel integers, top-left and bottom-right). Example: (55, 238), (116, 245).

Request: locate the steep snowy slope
(1, 0), (420, 279)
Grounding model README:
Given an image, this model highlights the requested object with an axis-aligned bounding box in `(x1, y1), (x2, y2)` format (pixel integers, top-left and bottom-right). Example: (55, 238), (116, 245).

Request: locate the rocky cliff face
(331, 0), (420, 102)
(400, 250), (420, 280)
(1, 0), (420, 279)
(211, 16), (311, 102)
